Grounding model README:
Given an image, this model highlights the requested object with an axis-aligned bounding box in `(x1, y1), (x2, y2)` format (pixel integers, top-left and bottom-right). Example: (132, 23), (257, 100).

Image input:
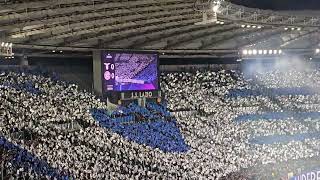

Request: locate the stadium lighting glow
(0, 41), (14, 57)
(291, 27), (295, 30)
(241, 25), (246, 28)
(236, 59), (242, 62)
(263, 50), (268, 55)
(284, 27), (288, 30)
(242, 49), (248, 55)
(252, 49), (257, 55)
(257, 26), (262, 29)
(316, 49), (320, 54)
(297, 27), (301, 31)
(220, 21), (224, 24)
(252, 25), (256, 28)
(247, 25), (251, 28)
(241, 49), (284, 56)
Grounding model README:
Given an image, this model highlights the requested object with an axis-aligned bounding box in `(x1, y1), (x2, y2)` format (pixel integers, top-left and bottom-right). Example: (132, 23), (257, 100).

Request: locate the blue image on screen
(112, 53), (159, 91)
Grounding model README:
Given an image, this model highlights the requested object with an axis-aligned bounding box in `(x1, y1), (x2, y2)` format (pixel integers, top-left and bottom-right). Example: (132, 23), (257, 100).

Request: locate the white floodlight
(291, 27), (295, 30)
(297, 27), (301, 31)
(4, 43), (8, 47)
(247, 25), (251, 28)
(258, 50), (263, 54)
(257, 26), (262, 29)
(242, 49), (248, 55)
(252, 25), (257, 28)
(279, 49), (282, 54)
(252, 49), (257, 55)
(263, 50), (268, 55)
(241, 25), (246, 28)
(316, 49), (320, 54)
(248, 50), (253, 55)
(8, 43), (12, 47)
(284, 27), (288, 30)
(1, 42), (4, 47)
(269, 50), (273, 54)
(273, 50), (278, 54)
(236, 59), (242, 62)
(220, 21), (224, 24)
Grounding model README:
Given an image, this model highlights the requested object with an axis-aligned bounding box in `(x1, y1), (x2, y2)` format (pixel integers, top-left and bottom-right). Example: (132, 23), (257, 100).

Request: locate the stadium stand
(2, 64), (320, 179)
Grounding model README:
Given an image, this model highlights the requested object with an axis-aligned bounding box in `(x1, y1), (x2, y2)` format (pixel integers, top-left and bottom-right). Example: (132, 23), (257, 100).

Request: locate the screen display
(102, 51), (159, 92)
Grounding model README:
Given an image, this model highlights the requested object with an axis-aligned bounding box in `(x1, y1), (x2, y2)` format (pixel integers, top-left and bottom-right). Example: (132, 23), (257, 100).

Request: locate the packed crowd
(2, 64), (320, 179)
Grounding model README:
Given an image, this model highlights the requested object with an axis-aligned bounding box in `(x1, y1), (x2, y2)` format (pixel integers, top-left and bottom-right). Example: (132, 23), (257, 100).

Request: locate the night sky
(230, 0), (320, 10)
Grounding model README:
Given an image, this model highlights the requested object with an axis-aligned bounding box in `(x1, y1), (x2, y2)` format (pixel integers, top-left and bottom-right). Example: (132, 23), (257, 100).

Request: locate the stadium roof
(0, 0), (319, 58)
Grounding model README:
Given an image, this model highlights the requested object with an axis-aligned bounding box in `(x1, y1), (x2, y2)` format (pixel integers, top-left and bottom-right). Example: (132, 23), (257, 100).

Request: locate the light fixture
(257, 26), (262, 29)
(52, 50), (56, 53)
(1, 42), (4, 47)
(297, 28), (301, 31)
(247, 25), (251, 28)
(263, 50), (268, 55)
(273, 50), (278, 54)
(291, 27), (295, 30)
(241, 25), (246, 28)
(269, 50), (273, 54)
(284, 27), (288, 30)
(242, 49), (248, 55)
(248, 50), (253, 55)
(252, 49), (257, 55)
(252, 25), (256, 28)
(316, 49), (320, 54)
(279, 49), (282, 54)
(258, 50), (263, 54)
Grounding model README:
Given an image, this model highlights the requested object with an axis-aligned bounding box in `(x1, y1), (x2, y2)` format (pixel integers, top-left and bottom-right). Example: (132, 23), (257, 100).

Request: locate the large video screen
(102, 51), (159, 92)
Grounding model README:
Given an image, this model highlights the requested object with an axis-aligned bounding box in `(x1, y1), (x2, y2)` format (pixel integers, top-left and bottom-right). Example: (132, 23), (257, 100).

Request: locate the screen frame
(101, 50), (160, 93)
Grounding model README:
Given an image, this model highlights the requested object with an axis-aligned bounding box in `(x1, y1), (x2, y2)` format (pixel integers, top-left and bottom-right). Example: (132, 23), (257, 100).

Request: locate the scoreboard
(101, 50), (161, 104)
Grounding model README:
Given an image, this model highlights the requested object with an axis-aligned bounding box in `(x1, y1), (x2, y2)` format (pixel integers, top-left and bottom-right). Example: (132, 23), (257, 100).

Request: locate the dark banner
(121, 91), (161, 100)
